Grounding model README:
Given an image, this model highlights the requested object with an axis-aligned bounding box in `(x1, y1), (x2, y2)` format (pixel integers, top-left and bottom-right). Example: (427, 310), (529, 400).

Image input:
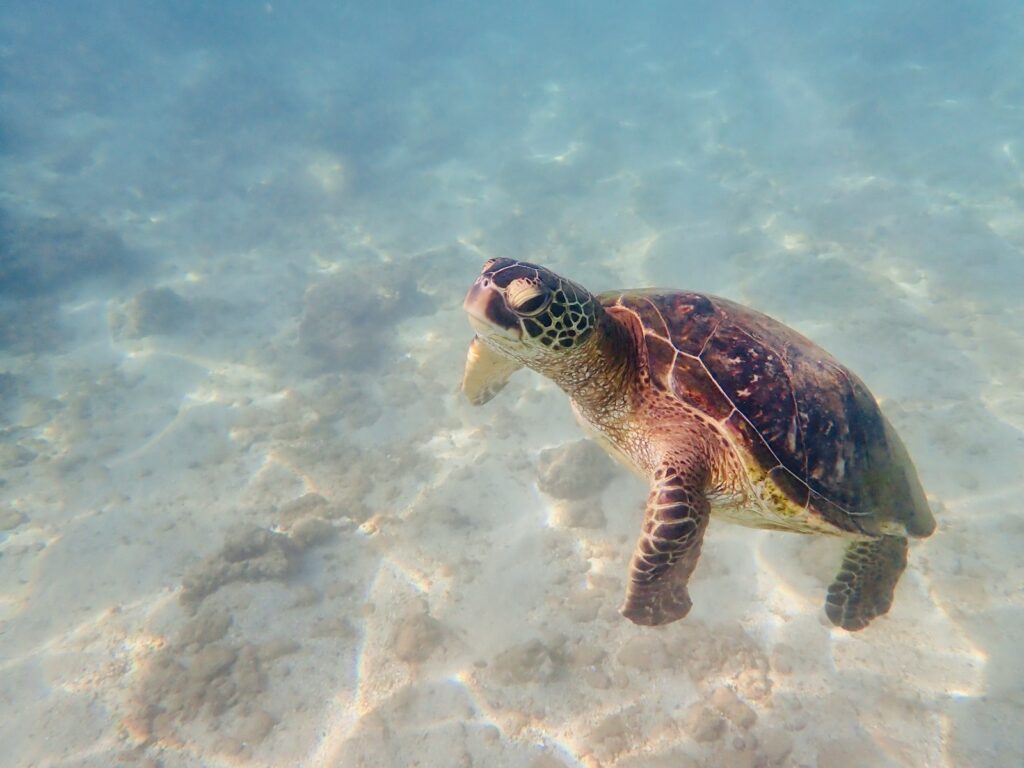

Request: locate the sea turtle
(462, 259), (935, 631)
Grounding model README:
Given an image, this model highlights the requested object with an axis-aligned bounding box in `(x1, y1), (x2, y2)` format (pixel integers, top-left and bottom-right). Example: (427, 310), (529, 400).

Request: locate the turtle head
(464, 258), (598, 363)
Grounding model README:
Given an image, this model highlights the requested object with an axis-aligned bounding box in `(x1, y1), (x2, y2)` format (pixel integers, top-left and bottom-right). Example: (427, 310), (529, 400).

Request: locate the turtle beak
(464, 278), (522, 340)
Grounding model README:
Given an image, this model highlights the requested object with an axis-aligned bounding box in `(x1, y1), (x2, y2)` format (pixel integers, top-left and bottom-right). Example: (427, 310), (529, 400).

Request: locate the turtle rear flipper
(825, 535), (908, 631)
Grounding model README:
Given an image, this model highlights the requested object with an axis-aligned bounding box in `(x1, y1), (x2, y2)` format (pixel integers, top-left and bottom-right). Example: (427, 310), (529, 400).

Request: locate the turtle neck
(542, 306), (641, 429)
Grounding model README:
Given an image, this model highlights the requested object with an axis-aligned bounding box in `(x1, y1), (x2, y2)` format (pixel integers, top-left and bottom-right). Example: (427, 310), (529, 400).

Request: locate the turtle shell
(602, 290), (934, 538)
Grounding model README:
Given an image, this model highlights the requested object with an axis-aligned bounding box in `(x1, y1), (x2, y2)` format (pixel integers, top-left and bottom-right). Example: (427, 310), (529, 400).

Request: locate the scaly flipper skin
(825, 535), (908, 631)
(462, 335), (523, 405)
(621, 464), (711, 626)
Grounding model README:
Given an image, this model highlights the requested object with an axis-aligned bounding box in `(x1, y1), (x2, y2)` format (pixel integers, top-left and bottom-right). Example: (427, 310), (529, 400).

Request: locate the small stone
(190, 645), (237, 681)
(710, 686), (757, 729)
(278, 493), (329, 526)
(290, 517), (336, 549)
(298, 266), (433, 372)
(120, 711), (154, 744)
(588, 573), (622, 593)
(817, 738), (888, 768)
(682, 703), (724, 743)
(234, 708), (276, 745)
(492, 639), (559, 684)
(617, 753), (699, 768)
(180, 525), (297, 608)
(736, 667), (772, 701)
(311, 616), (356, 639)
(18, 399), (54, 428)
(177, 609), (232, 647)
(588, 713), (628, 761)
(392, 610), (443, 663)
(290, 584), (322, 608)
(611, 668), (630, 689)
(616, 635), (666, 671)
(770, 643), (795, 675)
(760, 729), (793, 765)
(231, 644), (266, 696)
(531, 756), (569, 768)
(213, 735), (246, 757)
(537, 440), (616, 500)
(258, 638), (301, 661)
(113, 287), (192, 339)
(582, 668), (611, 689)
(506, 711), (529, 735)
(591, 713), (626, 740)
(356, 710), (389, 740)
(151, 712), (179, 744)
(571, 643), (606, 667)
(325, 581), (355, 599)
(0, 444), (35, 468)
(0, 507), (26, 530)
(566, 591), (603, 622)
(711, 748), (756, 768)
(559, 498), (607, 528)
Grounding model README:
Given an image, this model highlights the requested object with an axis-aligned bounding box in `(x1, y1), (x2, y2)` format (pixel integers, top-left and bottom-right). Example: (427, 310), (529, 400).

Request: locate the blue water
(2, 2), (1023, 767)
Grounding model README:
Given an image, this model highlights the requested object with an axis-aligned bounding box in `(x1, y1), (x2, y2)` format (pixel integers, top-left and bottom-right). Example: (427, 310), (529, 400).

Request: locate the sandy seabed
(2, 7), (1024, 767)
(3, 192), (1022, 768)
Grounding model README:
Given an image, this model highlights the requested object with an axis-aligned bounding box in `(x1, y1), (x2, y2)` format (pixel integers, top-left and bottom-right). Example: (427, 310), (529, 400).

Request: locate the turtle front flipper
(621, 465), (710, 626)
(461, 336), (522, 405)
(825, 535), (908, 631)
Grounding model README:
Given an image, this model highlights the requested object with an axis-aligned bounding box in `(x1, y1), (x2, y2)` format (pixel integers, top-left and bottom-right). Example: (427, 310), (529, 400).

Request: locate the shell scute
(670, 355), (733, 420)
(644, 334), (676, 392)
(608, 290), (717, 355)
(702, 322), (804, 474)
(723, 409), (779, 475)
(609, 290), (930, 534)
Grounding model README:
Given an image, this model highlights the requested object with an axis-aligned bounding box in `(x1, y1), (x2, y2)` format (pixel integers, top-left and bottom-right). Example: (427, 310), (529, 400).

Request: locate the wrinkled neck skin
(534, 308), (641, 429)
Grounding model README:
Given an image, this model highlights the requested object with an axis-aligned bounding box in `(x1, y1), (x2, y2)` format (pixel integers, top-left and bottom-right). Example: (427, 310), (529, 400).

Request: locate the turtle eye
(506, 279), (551, 316)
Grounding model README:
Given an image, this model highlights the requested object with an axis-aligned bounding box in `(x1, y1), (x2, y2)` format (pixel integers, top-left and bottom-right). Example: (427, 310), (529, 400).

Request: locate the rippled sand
(2, 4), (1023, 767)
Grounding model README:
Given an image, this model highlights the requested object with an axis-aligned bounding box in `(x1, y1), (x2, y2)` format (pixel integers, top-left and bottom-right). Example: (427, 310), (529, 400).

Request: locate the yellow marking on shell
(712, 436), (857, 537)
(506, 278), (545, 312)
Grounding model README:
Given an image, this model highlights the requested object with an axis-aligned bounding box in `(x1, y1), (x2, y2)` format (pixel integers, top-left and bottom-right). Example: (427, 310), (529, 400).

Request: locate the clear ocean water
(2, 2), (1023, 767)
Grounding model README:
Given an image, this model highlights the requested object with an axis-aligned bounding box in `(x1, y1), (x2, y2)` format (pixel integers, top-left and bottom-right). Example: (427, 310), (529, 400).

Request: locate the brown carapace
(463, 259), (935, 631)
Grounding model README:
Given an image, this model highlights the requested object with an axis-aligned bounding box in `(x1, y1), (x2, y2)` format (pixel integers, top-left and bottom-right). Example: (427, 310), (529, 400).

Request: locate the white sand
(2, 6), (1023, 767)
(2, 204), (1020, 767)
